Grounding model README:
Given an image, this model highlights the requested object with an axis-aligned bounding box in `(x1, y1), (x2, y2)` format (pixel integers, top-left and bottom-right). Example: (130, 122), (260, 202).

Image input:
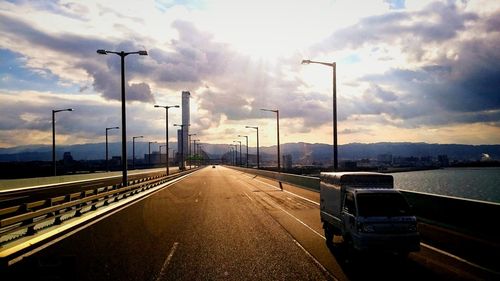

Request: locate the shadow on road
(325, 240), (444, 281)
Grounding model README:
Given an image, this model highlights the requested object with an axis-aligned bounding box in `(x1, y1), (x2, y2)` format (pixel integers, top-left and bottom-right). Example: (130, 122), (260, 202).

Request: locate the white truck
(320, 172), (420, 255)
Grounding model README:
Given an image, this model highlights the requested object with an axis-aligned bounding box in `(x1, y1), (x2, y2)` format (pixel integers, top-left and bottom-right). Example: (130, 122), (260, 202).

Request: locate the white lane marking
(243, 192), (254, 201)
(237, 169), (499, 276)
(242, 174), (320, 206)
(256, 194), (325, 240)
(420, 242), (500, 276)
(292, 239), (337, 281)
(155, 242), (180, 281)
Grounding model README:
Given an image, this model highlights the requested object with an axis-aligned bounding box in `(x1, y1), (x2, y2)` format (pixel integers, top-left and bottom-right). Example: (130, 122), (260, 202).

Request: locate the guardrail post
(21, 218), (37, 235)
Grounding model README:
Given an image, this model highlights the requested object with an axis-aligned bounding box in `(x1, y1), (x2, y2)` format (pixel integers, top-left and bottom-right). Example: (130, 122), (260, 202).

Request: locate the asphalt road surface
(4, 166), (493, 280)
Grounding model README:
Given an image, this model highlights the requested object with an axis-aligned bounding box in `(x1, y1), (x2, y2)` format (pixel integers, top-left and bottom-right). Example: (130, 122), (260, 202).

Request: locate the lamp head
(97, 49), (107, 55)
(154, 105), (160, 108)
(138, 50), (148, 56)
(301, 59), (311, 64)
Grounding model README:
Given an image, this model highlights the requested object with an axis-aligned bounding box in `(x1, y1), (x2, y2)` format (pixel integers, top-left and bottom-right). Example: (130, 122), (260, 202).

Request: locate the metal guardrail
(227, 166), (500, 241)
(0, 168), (198, 247)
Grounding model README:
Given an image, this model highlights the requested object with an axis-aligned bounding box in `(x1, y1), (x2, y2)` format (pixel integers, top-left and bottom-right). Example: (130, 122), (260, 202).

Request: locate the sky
(0, 0), (499, 149)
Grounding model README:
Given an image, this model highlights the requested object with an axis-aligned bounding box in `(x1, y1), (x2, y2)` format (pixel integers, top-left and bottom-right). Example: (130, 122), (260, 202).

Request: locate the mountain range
(1, 142), (499, 163)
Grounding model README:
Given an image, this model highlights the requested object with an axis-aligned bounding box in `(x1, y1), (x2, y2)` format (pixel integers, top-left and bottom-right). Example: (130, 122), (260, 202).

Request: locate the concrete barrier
(230, 166), (319, 191)
(228, 166), (500, 241)
(400, 190), (500, 241)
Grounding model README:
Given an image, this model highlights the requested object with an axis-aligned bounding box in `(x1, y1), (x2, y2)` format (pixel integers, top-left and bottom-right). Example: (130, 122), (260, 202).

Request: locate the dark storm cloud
(359, 32), (500, 122)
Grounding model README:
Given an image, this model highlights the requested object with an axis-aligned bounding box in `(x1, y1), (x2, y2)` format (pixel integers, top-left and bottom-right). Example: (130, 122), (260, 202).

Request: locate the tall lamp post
(230, 144), (237, 165)
(52, 108), (73, 176)
(193, 139), (200, 166)
(132, 135), (144, 169)
(233, 141), (242, 166)
(173, 124), (186, 170)
(154, 104), (179, 175)
(245, 126), (259, 168)
(301, 59), (337, 171)
(188, 133), (196, 168)
(238, 135), (249, 167)
(105, 126), (119, 171)
(260, 109), (280, 171)
(148, 141), (157, 167)
(97, 48), (148, 186)
(228, 146), (233, 165)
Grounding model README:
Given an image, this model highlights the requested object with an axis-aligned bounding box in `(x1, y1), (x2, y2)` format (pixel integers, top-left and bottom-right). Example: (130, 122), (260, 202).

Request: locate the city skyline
(1, 0), (500, 149)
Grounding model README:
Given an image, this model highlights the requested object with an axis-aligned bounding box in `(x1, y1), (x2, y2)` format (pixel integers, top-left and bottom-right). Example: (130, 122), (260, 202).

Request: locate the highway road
(3, 166), (494, 280)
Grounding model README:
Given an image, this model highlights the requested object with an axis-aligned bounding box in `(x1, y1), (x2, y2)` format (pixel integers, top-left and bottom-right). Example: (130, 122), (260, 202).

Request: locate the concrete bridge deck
(2, 166), (497, 280)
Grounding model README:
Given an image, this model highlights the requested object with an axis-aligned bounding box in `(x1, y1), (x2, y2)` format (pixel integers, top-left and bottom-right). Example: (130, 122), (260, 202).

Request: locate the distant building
(438, 155), (449, 167)
(342, 161), (358, 170)
(283, 154), (292, 169)
(110, 156), (121, 166)
(145, 151), (162, 165)
(420, 156), (433, 167)
(63, 152), (74, 162)
(377, 154), (393, 165)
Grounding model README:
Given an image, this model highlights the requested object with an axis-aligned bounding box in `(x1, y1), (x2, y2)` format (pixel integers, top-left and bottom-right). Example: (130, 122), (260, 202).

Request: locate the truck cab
(320, 172), (420, 255)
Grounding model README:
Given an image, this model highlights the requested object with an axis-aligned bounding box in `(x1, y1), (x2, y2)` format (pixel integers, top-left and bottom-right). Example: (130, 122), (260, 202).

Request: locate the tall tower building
(178, 91), (190, 169)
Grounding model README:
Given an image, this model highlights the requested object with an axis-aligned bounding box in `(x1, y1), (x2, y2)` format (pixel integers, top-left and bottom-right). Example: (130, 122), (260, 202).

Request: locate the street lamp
(229, 144), (237, 165)
(193, 139), (200, 166)
(52, 108), (73, 176)
(105, 126), (119, 171)
(233, 141), (242, 166)
(260, 108), (280, 171)
(173, 124), (186, 170)
(228, 147), (232, 165)
(245, 126), (260, 168)
(154, 104), (179, 175)
(148, 141), (157, 167)
(97, 48), (148, 186)
(132, 135), (144, 169)
(238, 135), (249, 167)
(188, 133), (196, 168)
(301, 59), (338, 171)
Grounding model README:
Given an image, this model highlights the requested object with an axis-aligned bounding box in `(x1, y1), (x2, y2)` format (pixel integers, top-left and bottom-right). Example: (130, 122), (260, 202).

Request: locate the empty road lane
(5, 166), (331, 281)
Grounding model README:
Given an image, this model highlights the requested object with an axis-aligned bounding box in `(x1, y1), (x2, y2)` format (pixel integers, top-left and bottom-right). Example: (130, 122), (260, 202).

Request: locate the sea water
(391, 167), (500, 203)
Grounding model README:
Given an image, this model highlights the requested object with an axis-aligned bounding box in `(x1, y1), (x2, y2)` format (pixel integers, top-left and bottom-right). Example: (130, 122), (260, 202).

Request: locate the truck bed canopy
(320, 172), (393, 189)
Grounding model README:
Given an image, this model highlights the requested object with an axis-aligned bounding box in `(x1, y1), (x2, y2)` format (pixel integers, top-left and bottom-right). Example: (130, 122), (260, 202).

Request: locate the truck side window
(343, 193), (356, 215)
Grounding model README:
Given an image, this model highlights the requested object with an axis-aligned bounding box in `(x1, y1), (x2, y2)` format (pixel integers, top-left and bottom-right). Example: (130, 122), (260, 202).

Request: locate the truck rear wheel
(323, 223), (334, 245)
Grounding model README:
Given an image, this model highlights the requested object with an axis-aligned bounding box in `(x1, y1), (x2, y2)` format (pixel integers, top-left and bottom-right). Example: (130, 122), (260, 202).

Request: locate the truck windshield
(356, 193), (412, 217)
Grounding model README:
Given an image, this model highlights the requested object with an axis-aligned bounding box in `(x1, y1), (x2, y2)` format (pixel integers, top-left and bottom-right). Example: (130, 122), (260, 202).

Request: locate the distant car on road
(212, 165), (216, 168)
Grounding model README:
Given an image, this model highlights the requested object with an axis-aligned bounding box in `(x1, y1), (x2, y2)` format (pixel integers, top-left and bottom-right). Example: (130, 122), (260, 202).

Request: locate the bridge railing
(0, 168), (199, 253)
(227, 166), (500, 242)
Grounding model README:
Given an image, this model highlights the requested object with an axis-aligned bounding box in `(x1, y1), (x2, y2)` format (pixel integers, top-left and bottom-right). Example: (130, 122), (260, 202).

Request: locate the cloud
(315, 1), (478, 55)
(311, 1), (500, 130)
(1, 0), (499, 147)
(0, 12), (155, 103)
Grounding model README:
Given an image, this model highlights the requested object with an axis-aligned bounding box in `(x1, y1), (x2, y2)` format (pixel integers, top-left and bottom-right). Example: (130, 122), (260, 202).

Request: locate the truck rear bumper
(352, 232), (420, 252)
